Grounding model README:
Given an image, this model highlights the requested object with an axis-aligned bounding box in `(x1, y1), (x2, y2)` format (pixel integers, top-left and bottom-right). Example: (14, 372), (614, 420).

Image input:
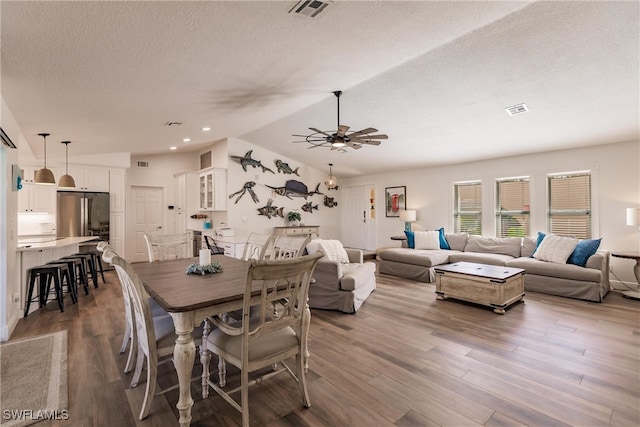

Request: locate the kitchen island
(18, 236), (99, 316)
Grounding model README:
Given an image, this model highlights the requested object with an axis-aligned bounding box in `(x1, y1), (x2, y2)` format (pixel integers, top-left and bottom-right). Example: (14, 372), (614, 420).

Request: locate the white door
(342, 185), (369, 249)
(128, 186), (164, 262)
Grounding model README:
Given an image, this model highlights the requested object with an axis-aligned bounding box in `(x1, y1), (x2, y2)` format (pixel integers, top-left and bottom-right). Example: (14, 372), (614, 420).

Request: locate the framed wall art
(385, 186), (406, 217)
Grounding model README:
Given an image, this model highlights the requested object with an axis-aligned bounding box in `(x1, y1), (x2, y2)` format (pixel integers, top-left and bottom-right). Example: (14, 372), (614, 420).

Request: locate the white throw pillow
(306, 239), (349, 263)
(533, 234), (579, 264)
(413, 230), (440, 250)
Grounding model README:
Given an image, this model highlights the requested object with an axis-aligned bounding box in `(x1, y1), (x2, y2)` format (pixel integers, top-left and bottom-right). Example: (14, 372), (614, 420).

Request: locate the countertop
(17, 236), (99, 252)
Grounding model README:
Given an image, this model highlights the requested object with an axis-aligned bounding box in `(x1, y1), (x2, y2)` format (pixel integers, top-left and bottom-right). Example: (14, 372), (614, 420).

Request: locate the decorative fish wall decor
(266, 180), (323, 199)
(228, 181), (259, 204)
(257, 199), (284, 219)
(274, 159), (300, 176)
(301, 202), (319, 213)
(229, 150), (275, 174)
(324, 196), (338, 208)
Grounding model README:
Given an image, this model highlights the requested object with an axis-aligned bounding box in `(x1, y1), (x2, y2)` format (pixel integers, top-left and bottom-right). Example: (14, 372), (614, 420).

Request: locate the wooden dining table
(133, 255), (250, 427)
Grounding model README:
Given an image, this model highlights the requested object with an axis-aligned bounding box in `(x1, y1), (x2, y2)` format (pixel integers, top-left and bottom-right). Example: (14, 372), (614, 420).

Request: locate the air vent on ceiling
(137, 161), (149, 168)
(505, 103), (529, 116)
(289, 0), (330, 18)
(164, 121), (182, 126)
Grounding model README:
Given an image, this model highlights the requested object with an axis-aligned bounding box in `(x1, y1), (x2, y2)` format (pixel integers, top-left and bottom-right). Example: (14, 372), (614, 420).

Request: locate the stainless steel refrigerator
(57, 191), (110, 241)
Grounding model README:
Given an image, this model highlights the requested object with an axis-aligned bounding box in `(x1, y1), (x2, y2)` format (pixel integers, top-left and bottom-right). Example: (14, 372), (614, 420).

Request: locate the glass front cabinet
(199, 168), (227, 211)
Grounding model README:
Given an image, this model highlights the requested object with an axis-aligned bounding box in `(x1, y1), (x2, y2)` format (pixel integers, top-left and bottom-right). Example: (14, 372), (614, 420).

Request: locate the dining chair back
(204, 235), (225, 255)
(240, 233), (276, 261)
(144, 232), (190, 262)
(271, 235), (311, 260)
(201, 251), (323, 427)
(102, 248), (190, 421)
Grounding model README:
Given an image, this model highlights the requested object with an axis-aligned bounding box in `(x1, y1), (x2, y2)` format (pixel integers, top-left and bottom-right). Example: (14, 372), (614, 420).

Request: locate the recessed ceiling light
(170, 146), (177, 150)
(182, 138), (191, 142)
(201, 127), (211, 132)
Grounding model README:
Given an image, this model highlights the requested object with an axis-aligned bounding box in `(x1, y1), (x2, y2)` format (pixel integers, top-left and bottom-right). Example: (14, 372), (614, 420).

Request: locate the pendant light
(58, 141), (76, 188)
(34, 133), (55, 185)
(324, 163), (338, 190)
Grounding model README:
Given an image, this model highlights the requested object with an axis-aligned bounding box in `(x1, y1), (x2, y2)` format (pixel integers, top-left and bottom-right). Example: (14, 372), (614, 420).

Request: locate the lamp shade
(34, 133), (56, 185)
(399, 209), (416, 222)
(627, 207), (640, 226)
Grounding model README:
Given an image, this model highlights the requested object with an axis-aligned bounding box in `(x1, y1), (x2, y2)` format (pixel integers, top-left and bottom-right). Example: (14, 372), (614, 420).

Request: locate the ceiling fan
(293, 90), (388, 151)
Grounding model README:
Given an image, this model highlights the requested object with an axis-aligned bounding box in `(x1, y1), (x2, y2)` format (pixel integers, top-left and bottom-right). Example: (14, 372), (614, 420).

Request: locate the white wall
(224, 137), (340, 239)
(342, 140), (640, 285)
(1, 97), (26, 341)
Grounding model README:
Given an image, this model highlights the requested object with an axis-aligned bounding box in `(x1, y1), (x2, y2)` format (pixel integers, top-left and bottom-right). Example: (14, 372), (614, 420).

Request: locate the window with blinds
(548, 172), (591, 239)
(454, 181), (482, 235)
(496, 177), (530, 237)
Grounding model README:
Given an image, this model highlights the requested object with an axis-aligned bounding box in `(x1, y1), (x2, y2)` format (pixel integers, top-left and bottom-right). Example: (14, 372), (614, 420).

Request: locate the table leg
(170, 312), (196, 427)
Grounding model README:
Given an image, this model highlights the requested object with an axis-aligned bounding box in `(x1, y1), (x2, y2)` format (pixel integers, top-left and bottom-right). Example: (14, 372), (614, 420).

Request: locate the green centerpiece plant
(287, 210), (302, 226)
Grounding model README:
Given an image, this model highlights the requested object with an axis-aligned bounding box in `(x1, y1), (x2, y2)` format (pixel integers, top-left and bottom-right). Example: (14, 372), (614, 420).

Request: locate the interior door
(129, 186), (164, 262)
(342, 185), (368, 249)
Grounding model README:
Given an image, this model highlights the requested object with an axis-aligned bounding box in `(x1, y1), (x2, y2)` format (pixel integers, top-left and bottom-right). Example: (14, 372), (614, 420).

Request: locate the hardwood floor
(8, 268), (640, 426)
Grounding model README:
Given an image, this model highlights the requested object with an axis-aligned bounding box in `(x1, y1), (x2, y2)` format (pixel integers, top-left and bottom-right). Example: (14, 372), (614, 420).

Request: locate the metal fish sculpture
(257, 198), (284, 219)
(265, 180), (324, 199)
(324, 196), (338, 208)
(301, 202), (319, 213)
(229, 150), (275, 174)
(274, 159), (300, 176)
(228, 181), (259, 204)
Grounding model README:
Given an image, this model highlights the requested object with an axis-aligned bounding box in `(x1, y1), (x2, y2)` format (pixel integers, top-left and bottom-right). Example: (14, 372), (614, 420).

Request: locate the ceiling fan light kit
(34, 133), (56, 185)
(293, 90), (388, 151)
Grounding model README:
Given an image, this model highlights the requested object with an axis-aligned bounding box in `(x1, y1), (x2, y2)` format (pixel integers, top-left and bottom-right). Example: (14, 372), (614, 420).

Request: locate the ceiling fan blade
(360, 140), (382, 146)
(347, 142), (362, 150)
(309, 127), (333, 137)
(349, 127), (378, 137)
(351, 134), (388, 141)
(337, 125), (350, 137)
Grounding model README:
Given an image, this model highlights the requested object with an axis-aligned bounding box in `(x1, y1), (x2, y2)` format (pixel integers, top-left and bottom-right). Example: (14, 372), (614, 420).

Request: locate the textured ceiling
(1, 1), (638, 177)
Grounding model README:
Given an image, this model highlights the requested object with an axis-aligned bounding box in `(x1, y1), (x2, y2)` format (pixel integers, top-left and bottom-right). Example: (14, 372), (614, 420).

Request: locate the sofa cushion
(445, 233), (469, 251)
(464, 235), (523, 258)
(378, 247), (451, 267)
(521, 236), (537, 258)
(340, 262), (376, 291)
(533, 234), (578, 264)
(449, 251), (514, 266)
(567, 238), (602, 267)
(414, 231), (440, 250)
(506, 257), (602, 282)
(404, 230), (415, 248)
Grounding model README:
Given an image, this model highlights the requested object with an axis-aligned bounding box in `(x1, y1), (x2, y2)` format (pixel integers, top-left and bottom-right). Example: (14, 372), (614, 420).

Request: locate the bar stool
(89, 250), (107, 283)
(61, 256), (90, 295)
(24, 263), (75, 317)
(48, 259), (80, 298)
(63, 253), (98, 289)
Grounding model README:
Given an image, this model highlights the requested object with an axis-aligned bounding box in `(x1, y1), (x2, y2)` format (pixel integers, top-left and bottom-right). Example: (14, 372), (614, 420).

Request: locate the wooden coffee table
(435, 262), (525, 314)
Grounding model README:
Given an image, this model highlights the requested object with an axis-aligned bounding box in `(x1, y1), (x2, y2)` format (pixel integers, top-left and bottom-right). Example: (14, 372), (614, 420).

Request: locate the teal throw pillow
(567, 238), (601, 267)
(404, 230), (415, 249)
(437, 228), (451, 250)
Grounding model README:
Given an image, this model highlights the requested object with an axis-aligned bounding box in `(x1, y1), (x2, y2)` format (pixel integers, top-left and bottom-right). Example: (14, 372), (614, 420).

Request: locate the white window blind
(454, 181), (482, 235)
(548, 172), (591, 239)
(496, 178), (530, 238)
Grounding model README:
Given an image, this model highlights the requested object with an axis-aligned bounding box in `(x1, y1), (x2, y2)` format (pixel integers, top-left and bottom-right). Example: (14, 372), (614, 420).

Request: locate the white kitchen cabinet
(66, 165), (110, 191)
(199, 168), (227, 211)
(175, 171), (199, 233)
(18, 182), (56, 213)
